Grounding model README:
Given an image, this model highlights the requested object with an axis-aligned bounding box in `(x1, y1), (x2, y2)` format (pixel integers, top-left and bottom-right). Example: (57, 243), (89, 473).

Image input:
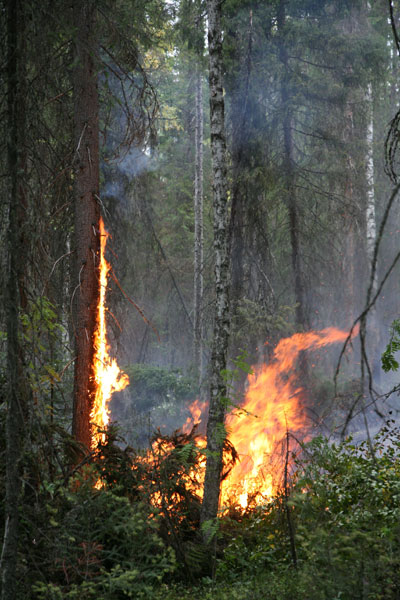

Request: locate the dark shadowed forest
(2, 0), (400, 598)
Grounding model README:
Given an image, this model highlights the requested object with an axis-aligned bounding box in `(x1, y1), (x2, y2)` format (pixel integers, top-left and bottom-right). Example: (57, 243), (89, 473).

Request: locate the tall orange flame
(182, 326), (358, 509)
(91, 217), (129, 449)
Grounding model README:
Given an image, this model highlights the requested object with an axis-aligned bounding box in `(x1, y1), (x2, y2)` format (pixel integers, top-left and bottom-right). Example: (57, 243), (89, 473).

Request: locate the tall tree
(71, 0), (101, 451)
(193, 2), (205, 386)
(277, 0), (308, 332)
(1, 1), (27, 597)
(200, 0), (230, 542)
(227, 6), (253, 350)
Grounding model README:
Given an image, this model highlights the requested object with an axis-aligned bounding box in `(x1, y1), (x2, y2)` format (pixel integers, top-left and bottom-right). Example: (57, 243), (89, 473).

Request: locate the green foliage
(195, 426), (400, 600)
(111, 364), (197, 448)
(141, 428), (205, 575)
(31, 471), (176, 600)
(381, 319), (400, 372)
(288, 430), (400, 598)
(99, 427), (207, 580)
(21, 297), (68, 396)
(220, 349), (253, 409)
(123, 363), (196, 412)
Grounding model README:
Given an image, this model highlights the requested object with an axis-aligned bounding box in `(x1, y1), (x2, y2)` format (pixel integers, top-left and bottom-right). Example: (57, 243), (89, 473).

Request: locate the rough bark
(194, 64), (204, 382)
(200, 0), (230, 541)
(1, 1), (26, 597)
(228, 11), (252, 346)
(71, 0), (100, 451)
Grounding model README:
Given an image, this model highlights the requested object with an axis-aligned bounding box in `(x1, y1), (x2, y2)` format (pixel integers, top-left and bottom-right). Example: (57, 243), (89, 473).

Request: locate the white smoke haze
(100, 2), (400, 450)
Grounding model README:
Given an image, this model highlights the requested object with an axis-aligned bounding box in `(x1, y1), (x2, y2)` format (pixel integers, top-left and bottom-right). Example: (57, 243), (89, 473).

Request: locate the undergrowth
(6, 421), (400, 599)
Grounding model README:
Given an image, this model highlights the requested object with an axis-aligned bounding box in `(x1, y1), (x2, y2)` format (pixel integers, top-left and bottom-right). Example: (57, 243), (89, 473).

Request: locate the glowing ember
(91, 217), (129, 448)
(182, 326), (358, 509)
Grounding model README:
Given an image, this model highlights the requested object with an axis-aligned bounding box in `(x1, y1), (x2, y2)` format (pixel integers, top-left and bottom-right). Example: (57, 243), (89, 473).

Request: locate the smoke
(102, 146), (153, 200)
(100, 57), (156, 202)
(101, 1), (400, 450)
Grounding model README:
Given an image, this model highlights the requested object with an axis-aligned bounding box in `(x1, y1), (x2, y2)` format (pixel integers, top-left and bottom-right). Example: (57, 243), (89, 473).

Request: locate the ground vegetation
(1, 0), (400, 598)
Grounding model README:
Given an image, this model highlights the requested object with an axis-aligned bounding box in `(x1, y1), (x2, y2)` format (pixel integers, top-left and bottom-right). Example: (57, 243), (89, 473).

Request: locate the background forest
(2, 0), (400, 598)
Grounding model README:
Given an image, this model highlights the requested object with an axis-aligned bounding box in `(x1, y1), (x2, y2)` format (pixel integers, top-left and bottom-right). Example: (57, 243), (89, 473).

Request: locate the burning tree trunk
(71, 0), (101, 451)
(200, 0), (230, 542)
(1, 1), (27, 597)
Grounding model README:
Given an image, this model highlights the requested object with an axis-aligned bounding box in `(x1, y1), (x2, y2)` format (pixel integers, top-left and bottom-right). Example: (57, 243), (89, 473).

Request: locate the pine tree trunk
(200, 0), (230, 542)
(71, 0), (100, 451)
(194, 65), (204, 384)
(1, 1), (26, 597)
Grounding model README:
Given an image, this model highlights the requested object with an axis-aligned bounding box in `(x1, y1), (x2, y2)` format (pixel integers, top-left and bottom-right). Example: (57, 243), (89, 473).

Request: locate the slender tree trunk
(277, 0), (309, 385)
(277, 0), (308, 332)
(194, 63), (204, 383)
(1, 2), (26, 597)
(71, 0), (100, 451)
(365, 82), (380, 381)
(228, 10), (253, 359)
(342, 97), (357, 327)
(200, 0), (230, 542)
(366, 83), (377, 289)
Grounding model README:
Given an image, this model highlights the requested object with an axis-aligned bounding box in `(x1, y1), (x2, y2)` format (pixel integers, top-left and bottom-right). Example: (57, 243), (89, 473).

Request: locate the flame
(91, 217), (129, 449)
(182, 398), (206, 434)
(181, 326), (358, 509)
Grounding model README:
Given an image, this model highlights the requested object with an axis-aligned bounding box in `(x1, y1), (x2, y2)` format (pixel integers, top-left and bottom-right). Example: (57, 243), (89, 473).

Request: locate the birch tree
(200, 0), (230, 541)
(193, 3), (205, 386)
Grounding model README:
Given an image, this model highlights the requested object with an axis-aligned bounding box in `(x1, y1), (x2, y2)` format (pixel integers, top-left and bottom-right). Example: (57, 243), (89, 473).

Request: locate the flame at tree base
(181, 326), (358, 510)
(91, 217), (129, 449)
(88, 230), (358, 512)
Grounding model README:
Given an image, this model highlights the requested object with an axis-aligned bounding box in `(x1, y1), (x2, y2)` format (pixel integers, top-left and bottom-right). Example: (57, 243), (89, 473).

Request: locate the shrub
(32, 472), (176, 599)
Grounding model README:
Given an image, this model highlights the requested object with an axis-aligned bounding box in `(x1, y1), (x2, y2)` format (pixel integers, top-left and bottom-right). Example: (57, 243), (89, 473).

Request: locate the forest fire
(91, 218), (129, 449)
(183, 326), (358, 509)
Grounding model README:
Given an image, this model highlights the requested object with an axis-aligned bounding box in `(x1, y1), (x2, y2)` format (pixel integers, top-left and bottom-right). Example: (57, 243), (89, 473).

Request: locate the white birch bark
(365, 81), (379, 373)
(366, 82), (377, 283)
(194, 65), (204, 382)
(200, 0), (230, 540)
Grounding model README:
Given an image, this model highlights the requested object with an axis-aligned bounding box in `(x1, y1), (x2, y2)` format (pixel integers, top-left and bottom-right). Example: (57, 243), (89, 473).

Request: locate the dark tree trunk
(200, 0), (230, 544)
(277, 0), (308, 332)
(71, 0), (100, 451)
(228, 10), (253, 370)
(1, 1), (27, 597)
(339, 4), (366, 329)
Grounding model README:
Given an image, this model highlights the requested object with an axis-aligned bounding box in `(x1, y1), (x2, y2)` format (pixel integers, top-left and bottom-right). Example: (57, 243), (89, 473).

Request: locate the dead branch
(109, 268), (160, 341)
(334, 183), (400, 393)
